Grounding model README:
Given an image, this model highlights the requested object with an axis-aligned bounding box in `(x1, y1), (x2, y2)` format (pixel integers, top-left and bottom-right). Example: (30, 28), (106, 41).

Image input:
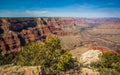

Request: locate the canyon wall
(0, 18), (76, 54)
(0, 17), (120, 54)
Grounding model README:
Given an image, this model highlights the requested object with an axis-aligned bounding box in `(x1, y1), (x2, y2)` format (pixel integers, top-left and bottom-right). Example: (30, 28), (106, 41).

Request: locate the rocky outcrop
(0, 34), (21, 54)
(0, 19), (10, 34)
(8, 18), (37, 32)
(80, 50), (102, 65)
(0, 18), (120, 54)
(0, 18), (75, 54)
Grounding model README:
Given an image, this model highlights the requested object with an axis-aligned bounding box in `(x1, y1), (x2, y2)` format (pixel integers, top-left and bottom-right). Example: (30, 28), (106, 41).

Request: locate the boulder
(80, 50), (102, 65)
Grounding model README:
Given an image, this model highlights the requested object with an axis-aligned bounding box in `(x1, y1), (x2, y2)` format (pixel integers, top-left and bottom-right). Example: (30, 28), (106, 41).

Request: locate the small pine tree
(16, 37), (77, 74)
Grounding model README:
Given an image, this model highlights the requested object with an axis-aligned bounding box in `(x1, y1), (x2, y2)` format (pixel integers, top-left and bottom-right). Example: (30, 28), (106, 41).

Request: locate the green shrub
(99, 52), (120, 72)
(91, 52), (120, 74)
(16, 37), (77, 74)
(0, 53), (14, 65)
(57, 52), (76, 71)
(16, 42), (41, 66)
(0, 54), (5, 65)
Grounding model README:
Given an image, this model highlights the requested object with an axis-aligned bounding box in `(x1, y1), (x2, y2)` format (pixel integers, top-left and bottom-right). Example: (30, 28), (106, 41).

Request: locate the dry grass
(0, 65), (40, 75)
(70, 46), (89, 60)
(60, 35), (83, 49)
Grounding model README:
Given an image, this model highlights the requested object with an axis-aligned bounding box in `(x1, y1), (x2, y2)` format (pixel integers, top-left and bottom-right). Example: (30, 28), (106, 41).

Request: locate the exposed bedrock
(0, 18), (75, 54)
(0, 18), (120, 54)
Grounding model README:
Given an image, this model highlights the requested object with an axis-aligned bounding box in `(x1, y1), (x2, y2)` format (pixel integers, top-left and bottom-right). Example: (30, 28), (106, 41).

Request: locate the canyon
(0, 17), (120, 54)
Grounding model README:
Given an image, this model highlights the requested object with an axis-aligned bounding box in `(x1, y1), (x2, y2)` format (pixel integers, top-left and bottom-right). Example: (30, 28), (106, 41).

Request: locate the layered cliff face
(0, 18), (75, 54)
(0, 19), (10, 34)
(0, 18), (120, 54)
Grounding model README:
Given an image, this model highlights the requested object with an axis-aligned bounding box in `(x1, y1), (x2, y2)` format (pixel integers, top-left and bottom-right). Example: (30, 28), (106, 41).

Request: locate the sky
(0, 0), (120, 17)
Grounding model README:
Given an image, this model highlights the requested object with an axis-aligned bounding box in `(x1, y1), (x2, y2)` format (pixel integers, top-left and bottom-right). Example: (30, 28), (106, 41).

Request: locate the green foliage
(16, 42), (42, 66)
(57, 52), (76, 71)
(0, 54), (5, 65)
(99, 52), (120, 72)
(0, 54), (14, 65)
(16, 37), (77, 74)
(91, 52), (120, 74)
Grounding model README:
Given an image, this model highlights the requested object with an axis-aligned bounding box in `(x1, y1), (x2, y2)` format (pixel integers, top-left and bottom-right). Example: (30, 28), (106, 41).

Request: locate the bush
(0, 53), (14, 65)
(0, 54), (5, 65)
(57, 52), (76, 71)
(16, 37), (77, 74)
(91, 52), (120, 74)
(16, 42), (41, 66)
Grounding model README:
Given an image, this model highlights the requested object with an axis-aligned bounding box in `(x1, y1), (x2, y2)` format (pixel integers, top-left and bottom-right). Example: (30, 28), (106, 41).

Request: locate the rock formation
(80, 50), (102, 65)
(0, 17), (120, 54)
(0, 18), (75, 54)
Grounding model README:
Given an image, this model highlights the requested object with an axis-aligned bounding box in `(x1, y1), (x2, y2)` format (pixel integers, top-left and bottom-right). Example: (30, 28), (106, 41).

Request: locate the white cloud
(0, 5), (120, 18)
(24, 10), (49, 17)
(0, 10), (49, 17)
(25, 10), (48, 14)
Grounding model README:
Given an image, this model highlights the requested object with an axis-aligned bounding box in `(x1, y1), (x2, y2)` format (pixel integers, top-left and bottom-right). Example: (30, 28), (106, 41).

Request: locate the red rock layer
(90, 46), (119, 54)
(0, 18), (120, 54)
(0, 18), (75, 54)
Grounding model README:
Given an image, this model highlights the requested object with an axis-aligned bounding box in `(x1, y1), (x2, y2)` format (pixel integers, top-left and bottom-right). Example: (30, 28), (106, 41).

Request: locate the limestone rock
(80, 50), (102, 65)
